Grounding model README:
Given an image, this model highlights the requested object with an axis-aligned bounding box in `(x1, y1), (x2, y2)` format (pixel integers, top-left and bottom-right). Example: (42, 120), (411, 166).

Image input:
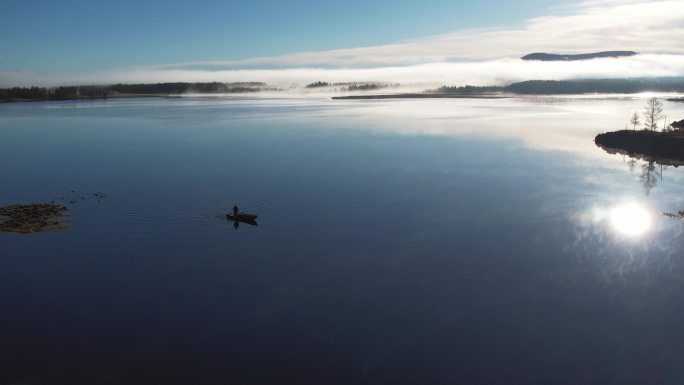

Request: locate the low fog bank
(2, 54), (684, 90)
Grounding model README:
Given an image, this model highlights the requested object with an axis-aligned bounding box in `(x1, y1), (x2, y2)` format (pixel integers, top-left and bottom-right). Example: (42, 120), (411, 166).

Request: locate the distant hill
(521, 51), (638, 61)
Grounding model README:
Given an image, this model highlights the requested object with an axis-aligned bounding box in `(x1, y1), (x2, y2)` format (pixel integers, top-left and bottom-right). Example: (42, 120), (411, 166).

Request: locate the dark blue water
(2, 96), (684, 384)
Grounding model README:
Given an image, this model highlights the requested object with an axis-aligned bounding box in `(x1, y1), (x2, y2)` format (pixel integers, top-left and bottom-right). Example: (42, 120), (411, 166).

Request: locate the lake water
(2, 96), (684, 385)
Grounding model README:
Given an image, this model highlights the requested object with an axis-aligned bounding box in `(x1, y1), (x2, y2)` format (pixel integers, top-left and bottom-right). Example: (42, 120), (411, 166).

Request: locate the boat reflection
(226, 213), (259, 230)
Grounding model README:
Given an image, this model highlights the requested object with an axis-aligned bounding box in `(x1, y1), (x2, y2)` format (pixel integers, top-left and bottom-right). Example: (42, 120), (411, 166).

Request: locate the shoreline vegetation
(0, 82), (277, 103)
(306, 81), (399, 91)
(335, 78), (684, 100)
(332, 93), (507, 100)
(3, 77), (684, 103)
(0, 81), (398, 103)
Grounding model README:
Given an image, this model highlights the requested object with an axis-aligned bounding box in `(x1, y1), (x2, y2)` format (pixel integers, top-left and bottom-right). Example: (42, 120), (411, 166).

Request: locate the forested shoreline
(435, 78), (684, 95)
(0, 82), (273, 102)
(3, 78), (684, 103)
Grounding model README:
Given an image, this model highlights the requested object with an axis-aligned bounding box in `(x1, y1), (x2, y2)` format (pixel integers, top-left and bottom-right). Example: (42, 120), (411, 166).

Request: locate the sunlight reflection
(583, 201), (654, 238)
(609, 203), (652, 236)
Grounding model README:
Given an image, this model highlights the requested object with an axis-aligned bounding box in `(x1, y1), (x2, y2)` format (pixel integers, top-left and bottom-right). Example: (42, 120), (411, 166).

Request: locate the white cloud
(154, 0), (684, 69)
(1, 0), (683, 87)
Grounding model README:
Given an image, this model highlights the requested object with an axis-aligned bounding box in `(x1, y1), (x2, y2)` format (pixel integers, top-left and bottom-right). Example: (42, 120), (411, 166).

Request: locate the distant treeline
(435, 78), (684, 95)
(0, 86), (110, 101)
(0, 82), (273, 102)
(109, 82), (270, 94)
(434, 85), (503, 94)
(306, 81), (331, 88)
(5, 78), (684, 102)
(305, 81), (398, 91)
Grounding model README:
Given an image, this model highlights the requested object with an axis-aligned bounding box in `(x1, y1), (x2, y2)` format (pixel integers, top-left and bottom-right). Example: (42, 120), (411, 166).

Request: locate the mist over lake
(2, 96), (684, 384)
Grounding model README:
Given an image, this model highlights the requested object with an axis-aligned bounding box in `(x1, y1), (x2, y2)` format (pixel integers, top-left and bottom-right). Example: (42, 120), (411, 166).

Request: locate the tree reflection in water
(638, 161), (661, 195)
(620, 157), (683, 220)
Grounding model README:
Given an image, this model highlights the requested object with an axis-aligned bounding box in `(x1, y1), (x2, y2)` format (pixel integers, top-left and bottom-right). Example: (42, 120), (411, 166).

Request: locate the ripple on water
(93, 182), (375, 240)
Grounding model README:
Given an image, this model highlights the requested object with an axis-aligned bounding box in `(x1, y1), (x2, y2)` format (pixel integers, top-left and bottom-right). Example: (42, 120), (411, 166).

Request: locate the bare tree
(643, 97), (664, 131)
(629, 111), (640, 130)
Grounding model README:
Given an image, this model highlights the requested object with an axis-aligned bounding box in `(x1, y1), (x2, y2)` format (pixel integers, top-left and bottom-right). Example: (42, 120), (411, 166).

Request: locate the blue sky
(2, 0), (683, 86)
(1, 0), (568, 73)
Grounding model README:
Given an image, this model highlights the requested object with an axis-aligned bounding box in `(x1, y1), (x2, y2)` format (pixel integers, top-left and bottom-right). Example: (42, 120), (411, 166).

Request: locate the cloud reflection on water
(324, 95), (684, 164)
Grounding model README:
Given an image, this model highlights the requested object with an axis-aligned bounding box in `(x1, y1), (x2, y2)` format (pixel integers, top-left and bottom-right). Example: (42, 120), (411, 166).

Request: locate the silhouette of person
(233, 204), (239, 216)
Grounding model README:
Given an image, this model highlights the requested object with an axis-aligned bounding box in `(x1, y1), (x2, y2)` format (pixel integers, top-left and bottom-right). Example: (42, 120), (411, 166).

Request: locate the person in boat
(233, 204), (239, 216)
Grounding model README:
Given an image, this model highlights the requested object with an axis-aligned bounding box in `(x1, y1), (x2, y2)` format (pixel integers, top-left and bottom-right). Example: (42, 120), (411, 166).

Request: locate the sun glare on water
(609, 203), (652, 236)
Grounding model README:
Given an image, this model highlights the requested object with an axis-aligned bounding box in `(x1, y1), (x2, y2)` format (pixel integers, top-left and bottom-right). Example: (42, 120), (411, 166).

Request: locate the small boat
(227, 212), (259, 229)
(226, 212), (258, 221)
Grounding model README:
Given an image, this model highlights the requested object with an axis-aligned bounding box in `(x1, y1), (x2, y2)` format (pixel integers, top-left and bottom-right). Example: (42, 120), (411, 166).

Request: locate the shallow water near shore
(2, 96), (684, 384)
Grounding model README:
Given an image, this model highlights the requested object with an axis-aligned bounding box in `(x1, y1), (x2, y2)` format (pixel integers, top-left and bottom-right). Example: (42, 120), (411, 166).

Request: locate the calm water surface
(2, 96), (684, 384)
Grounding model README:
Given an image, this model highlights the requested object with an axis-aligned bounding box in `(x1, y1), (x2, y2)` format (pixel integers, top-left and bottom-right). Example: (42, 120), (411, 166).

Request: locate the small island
(0, 203), (69, 233)
(595, 130), (684, 166)
(595, 98), (684, 165)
